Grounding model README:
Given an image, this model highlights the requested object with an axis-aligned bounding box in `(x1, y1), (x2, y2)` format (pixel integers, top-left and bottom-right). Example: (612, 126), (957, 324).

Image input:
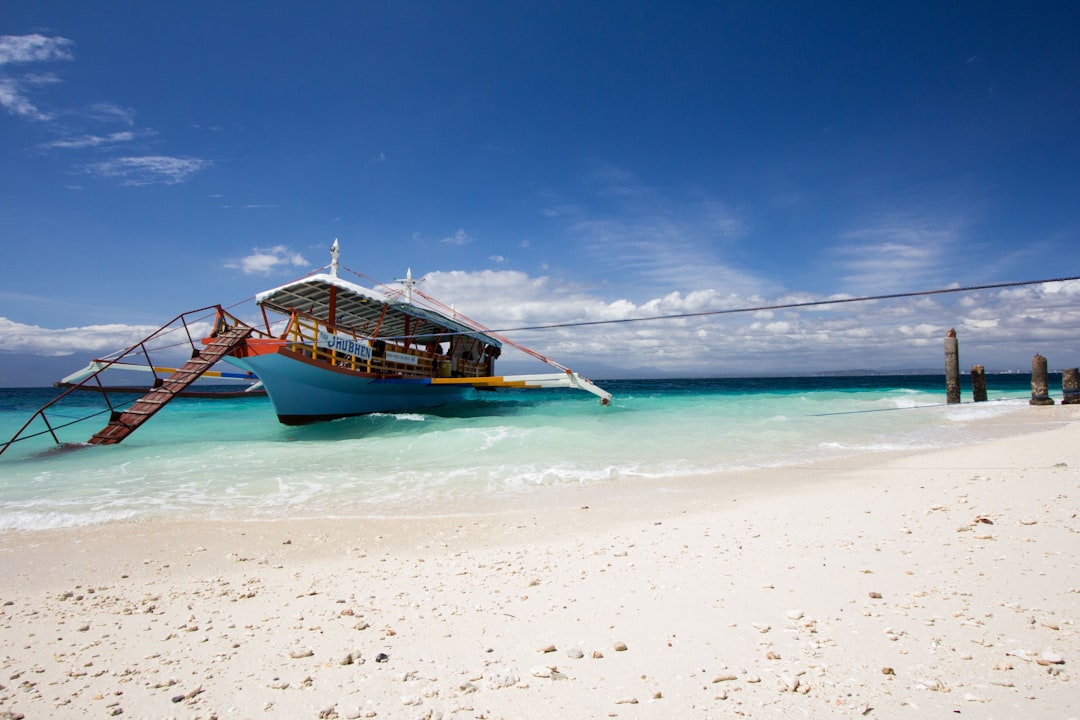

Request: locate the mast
(330, 238), (340, 278)
(397, 267), (416, 304)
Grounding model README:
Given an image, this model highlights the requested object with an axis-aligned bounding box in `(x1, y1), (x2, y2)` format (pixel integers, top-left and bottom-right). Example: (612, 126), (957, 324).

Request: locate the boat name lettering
(316, 331), (372, 360)
(385, 351), (419, 366)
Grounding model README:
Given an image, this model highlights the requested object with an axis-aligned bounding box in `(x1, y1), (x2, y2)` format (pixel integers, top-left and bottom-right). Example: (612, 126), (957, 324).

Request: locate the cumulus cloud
(4, 272), (1077, 377)
(226, 245), (309, 275)
(0, 316), (162, 357)
(1040, 279), (1080, 297)
(83, 156), (209, 185)
(419, 269), (1080, 375)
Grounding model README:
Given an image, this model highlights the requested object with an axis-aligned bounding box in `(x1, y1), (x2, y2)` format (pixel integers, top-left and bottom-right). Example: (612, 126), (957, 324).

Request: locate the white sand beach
(1, 405), (1078, 719)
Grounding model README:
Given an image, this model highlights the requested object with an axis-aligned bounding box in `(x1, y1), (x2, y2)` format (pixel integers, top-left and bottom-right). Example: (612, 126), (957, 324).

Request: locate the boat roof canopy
(256, 273), (500, 347)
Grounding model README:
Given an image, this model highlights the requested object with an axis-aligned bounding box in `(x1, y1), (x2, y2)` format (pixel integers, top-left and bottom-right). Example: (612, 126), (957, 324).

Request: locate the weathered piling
(1063, 368), (1079, 405)
(971, 364), (987, 402)
(944, 329), (960, 404)
(1030, 354), (1055, 406)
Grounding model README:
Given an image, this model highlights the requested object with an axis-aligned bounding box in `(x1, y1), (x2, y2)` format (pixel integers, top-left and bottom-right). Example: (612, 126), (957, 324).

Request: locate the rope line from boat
(342, 265), (408, 301)
(359, 274), (1080, 341)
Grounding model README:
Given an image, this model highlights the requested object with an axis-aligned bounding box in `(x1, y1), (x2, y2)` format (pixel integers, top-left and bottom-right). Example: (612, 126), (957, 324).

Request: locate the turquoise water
(0, 376), (1044, 530)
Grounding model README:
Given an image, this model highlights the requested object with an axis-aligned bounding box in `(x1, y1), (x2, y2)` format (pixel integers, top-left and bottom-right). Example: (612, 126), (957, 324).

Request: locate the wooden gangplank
(87, 326), (254, 445)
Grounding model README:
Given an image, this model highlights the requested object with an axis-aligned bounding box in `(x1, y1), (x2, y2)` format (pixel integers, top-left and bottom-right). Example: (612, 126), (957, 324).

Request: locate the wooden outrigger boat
(219, 240), (611, 424)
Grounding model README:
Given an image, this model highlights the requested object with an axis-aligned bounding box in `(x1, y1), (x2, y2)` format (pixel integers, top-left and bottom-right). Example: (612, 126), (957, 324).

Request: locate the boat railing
(279, 310), (419, 375)
(278, 309), (491, 378)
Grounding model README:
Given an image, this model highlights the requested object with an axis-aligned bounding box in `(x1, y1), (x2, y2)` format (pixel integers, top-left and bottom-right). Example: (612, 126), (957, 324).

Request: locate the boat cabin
(236, 272), (503, 381)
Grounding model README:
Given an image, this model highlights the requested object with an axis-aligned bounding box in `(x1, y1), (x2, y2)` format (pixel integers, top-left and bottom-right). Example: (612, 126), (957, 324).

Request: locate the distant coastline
(0, 369), (1066, 392)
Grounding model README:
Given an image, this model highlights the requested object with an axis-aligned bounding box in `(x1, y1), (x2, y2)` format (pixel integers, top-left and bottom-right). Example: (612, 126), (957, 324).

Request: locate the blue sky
(2, 2), (1079, 384)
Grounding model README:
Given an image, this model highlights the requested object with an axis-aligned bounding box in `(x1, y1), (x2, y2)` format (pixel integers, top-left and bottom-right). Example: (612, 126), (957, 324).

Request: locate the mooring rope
(481, 274), (1080, 335)
(369, 274), (1080, 342)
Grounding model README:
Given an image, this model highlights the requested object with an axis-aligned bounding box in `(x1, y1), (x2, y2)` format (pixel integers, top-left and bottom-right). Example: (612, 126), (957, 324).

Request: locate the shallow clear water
(0, 376), (1042, 529)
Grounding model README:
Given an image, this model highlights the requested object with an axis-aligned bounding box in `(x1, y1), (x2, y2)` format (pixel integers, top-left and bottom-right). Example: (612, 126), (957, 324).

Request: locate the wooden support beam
(1030, 354), (1055, 406)
(944, 329), (960, 404)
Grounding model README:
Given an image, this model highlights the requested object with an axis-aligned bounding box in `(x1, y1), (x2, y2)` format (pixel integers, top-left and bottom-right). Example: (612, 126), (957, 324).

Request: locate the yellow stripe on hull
(432, 371), (611, 404)
(430, 376), (530, 388)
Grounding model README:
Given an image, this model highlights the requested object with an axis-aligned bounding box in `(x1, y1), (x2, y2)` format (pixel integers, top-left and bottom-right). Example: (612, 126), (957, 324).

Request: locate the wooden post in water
(1030, 354), (1055, 406)
(971, 364), (987, 402)
(944, 328), (960, 404)
(1063, 367), (1079, 405)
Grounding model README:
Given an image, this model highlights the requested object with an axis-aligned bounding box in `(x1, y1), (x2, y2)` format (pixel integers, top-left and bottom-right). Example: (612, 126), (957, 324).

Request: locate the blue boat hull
(226, 352), (475, 424)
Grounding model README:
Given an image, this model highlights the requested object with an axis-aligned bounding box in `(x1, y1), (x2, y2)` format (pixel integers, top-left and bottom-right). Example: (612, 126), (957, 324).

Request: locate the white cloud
(81, 102), (137, 126)
(416, 173), (1074, 370)
(420, 269), (1080, 375)
(84, 156), (209, 185)
(5, 272), (1077, 377)
(41, 131), (136, 150)
(0, 34), (74, 120)
(551, 164), (761, 300)
(1, 35), (203, 189)
(833, 216), (963, 293)
(571, 212), (762, 298)
(226, 245), (309, 275)
(0, 73), (65, 121)
(441, 229), (471, 245)
(0, 316), (161, 357)
(0, 34), (74, 65)
(587, 162), (653, 199)
(0, 76), (48, 119)
(1041, 279), (1080, 296)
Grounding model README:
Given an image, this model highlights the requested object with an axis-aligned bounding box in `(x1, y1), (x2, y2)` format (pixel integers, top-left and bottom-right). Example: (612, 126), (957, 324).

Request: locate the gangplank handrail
(0, 305), (265, 457)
